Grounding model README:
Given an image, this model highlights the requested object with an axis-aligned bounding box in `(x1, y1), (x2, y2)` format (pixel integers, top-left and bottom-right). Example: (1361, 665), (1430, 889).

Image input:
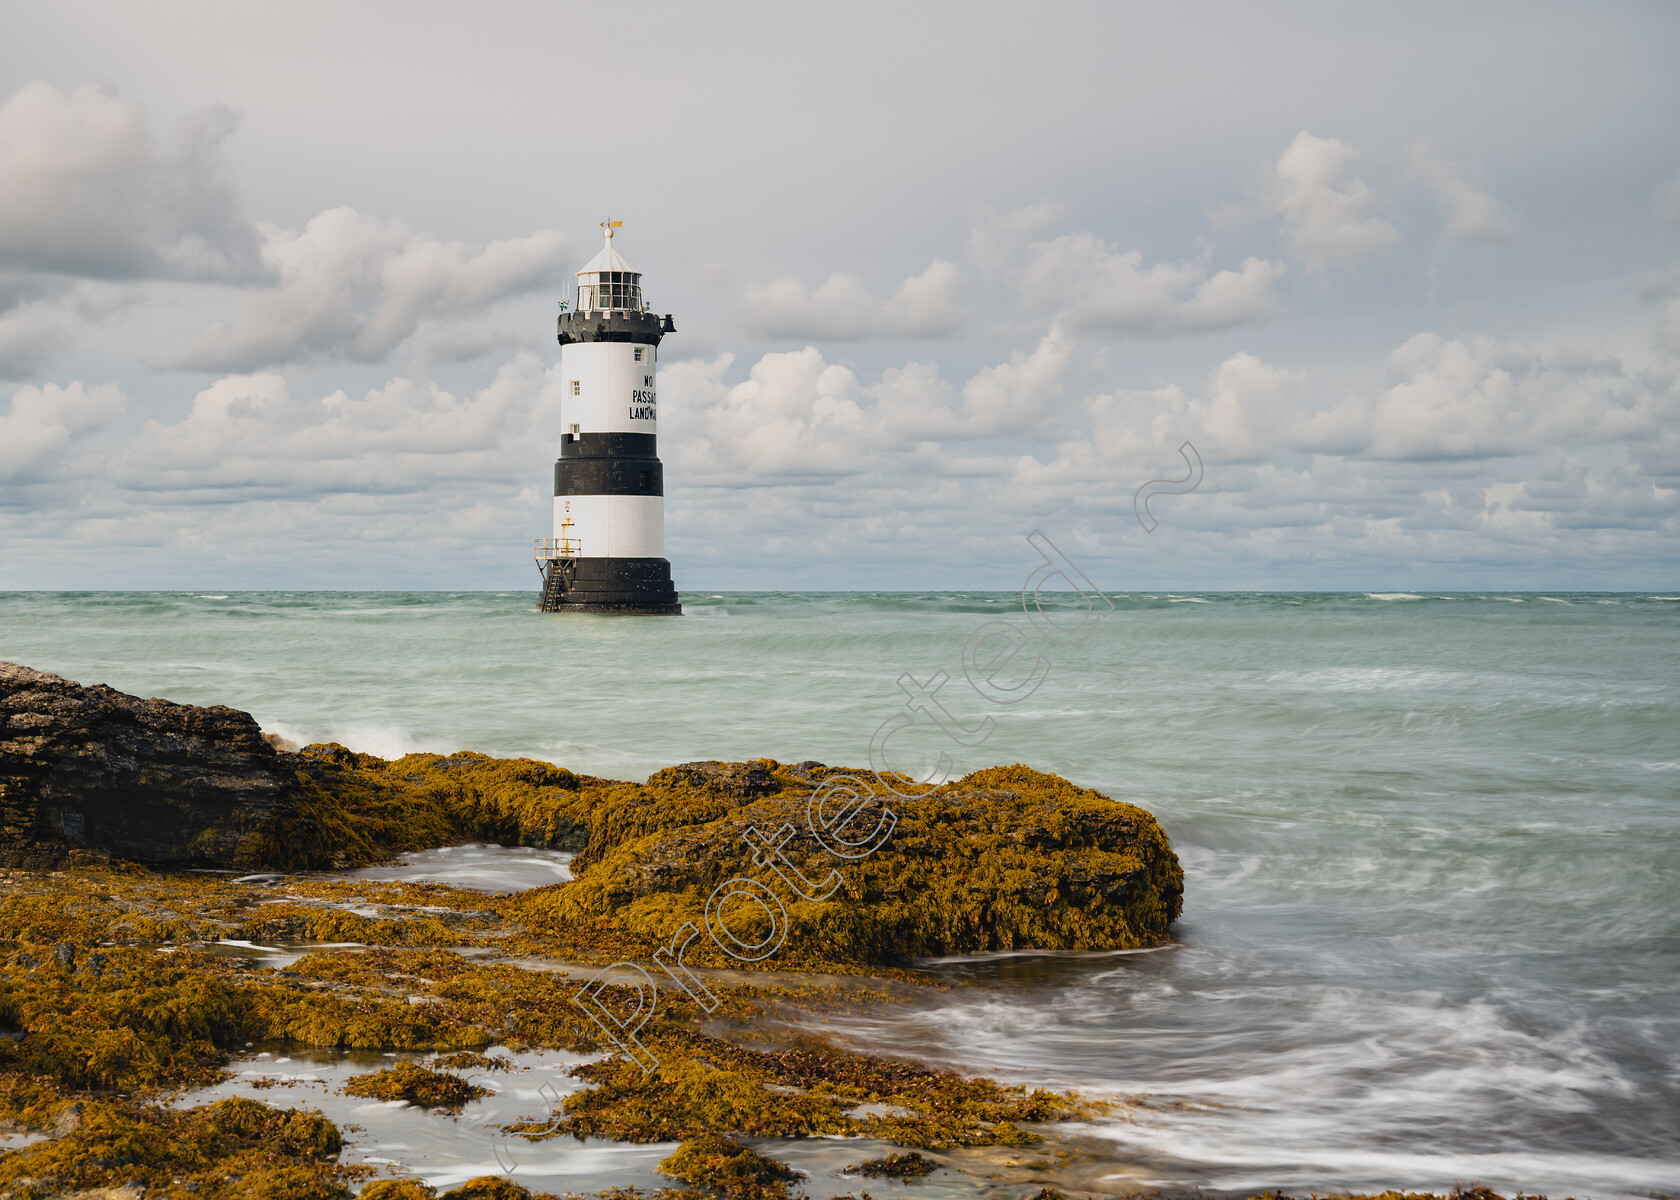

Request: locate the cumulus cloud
(953, 329), (1075, 437)
(120, 353), (558, 496)
(164, 210), (572, 371)
(662, 348), (878, 486)
(0, 80), (579, 376)
(0, 81), (260, 282)
(1363, 335), (1634, 459)
(663, 329), (1080, 487)
(1409, 142), (1521, 245)
(1270, 131), (1400, 271)
(1017, 235), (1285, 336)
(966, 200), (1064, 275)
(0, 379), (126, 484)
(8, 328), (1678, 586)
(736, 259), (963, 340)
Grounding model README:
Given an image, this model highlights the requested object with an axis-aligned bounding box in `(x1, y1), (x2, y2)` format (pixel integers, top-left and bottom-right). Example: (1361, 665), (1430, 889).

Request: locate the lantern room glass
(577, 271), (644, 312)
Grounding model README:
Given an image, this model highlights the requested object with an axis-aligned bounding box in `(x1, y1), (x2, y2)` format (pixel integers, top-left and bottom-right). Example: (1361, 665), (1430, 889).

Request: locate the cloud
(966, 200), (1065, 275)
(0, 379), (126, 484)
(662, 348), (872, 485)
(8, 329), (1678, 587)
(164, 209), (573, 370)
(737, 259), (963, 340)
(1359, 333), (1664, 461)
(1270, 131), (1400, 271)
(1409, 142), (1521, 245)
(663, 328), (1080, 482)
(1017, 234), (1285, 336)
(953, 329), (1075, 437)
(0, 81), (260, 282)
(119, 353), (557, 497)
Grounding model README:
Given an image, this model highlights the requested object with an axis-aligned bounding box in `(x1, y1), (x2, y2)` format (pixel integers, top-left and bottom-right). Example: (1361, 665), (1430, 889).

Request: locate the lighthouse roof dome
(578, 241), (636, 276)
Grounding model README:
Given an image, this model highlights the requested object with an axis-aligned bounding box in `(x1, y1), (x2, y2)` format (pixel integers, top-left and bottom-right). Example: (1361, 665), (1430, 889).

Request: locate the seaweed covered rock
(342, 1062), (485, 1108)
(521, 760), (1183, 966)
(247, 744), (588, 870)
(0, 663), (1182, 966)
(659, 1134), (802, 1200)
(0, 662), (299, 868)
(0, 1094), (355, 1198)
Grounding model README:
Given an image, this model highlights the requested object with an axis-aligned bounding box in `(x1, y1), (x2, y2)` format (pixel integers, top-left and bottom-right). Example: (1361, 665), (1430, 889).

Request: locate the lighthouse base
(539, 556), (681, 615)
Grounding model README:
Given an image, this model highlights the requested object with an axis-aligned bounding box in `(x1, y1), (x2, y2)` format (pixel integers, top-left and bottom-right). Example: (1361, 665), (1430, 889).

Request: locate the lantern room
(574, 222), (646, 313)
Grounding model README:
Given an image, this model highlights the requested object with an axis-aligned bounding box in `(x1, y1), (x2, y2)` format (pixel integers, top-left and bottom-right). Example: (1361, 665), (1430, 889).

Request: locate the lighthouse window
(570, 380), (580, 396)
(633, 347), (643, 362)
(639, 470), (653, 491)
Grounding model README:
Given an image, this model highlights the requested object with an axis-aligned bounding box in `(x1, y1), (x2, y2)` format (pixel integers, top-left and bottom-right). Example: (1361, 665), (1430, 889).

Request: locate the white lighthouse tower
(535, 221), (681, 614)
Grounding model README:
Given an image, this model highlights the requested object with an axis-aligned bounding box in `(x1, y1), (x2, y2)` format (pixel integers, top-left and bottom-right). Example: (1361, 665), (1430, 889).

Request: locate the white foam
(343, 843), (573, 893)
(1365, 593), (1425, 600)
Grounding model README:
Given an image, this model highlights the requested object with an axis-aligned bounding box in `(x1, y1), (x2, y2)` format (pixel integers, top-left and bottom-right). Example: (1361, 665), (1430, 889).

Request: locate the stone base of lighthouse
(539, 557), (681, 615)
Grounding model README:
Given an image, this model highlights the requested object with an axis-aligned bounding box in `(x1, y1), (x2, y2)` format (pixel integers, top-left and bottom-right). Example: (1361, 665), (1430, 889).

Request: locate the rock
(0, 662), (299, 868)
(522, 761), (1184, 965)
(50, 1101), (82, 1137)
(0, 663), (1184, 965)
(648, 759), (782, 798)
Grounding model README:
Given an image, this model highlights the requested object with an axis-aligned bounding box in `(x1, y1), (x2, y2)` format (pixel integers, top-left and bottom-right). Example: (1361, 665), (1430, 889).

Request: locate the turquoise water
(3, 590), (1678, 1196)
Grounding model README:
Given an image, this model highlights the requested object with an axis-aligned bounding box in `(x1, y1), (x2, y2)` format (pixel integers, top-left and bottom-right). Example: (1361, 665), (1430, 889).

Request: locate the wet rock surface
(0, 662), (298, 868)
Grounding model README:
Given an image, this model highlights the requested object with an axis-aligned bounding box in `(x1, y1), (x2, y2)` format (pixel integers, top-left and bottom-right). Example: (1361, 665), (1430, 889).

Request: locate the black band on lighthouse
(554, 458), (663, 497)
(541, 557), (680, 615)
(556, 310), (666, 347)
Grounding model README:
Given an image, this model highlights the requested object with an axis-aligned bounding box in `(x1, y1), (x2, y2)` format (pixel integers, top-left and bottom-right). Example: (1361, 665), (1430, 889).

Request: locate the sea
(1, 589), (1677, 1198)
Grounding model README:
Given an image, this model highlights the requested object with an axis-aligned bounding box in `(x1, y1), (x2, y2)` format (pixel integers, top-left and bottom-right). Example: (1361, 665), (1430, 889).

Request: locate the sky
(1, 0), (1678, 591)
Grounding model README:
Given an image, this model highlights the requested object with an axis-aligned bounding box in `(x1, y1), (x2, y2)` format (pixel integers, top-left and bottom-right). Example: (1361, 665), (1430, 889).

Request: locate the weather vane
(600, 218), (622, 238)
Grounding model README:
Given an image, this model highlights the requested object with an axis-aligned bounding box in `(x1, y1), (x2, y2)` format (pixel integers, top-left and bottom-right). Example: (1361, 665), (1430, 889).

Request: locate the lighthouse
(535, 221), (681, 614)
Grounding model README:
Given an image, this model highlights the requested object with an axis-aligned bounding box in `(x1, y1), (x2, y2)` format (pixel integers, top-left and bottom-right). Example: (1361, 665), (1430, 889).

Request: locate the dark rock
(0, 661), (300, 868)
(52, 941), (74, 967)
(647, 759), (782, 798)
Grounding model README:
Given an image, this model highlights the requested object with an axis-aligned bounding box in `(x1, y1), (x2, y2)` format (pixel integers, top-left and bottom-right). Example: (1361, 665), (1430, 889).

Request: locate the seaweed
(0, 748), (1188, 1198)
(243, 747), (590, 870)
(360, 1182), (441, 1200)
(518, 761), (1183, 969)
(0, 1095), (357, 1198)
(657, 1134), (801, 1200)
(235, 750), (1183, 972)
(341, 1062), (487, 1108)
(846, 1150), (937, 1178)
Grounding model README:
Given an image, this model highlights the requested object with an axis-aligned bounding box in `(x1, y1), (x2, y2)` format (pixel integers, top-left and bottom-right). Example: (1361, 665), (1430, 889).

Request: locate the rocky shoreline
(0, 664), (1565, 1199)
